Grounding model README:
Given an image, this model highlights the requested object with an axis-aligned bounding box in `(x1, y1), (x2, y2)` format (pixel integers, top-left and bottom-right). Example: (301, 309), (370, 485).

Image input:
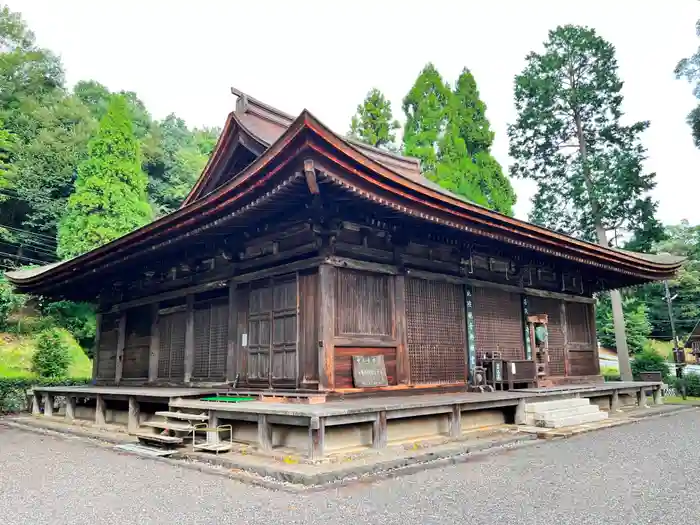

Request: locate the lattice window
(97, 313), (119, 380)
(473, 287), (524, 361)
(529, 296), (565, 376)
(406, 278), (467, 384)
(193, 300), (228, 380)
(158, 311), (186, 380)
(122, 306), (151, 379)
(336, 269), (391, 336)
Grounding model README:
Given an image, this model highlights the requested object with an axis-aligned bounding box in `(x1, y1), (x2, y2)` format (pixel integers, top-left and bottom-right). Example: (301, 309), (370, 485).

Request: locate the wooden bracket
(304, 158), (320, 195)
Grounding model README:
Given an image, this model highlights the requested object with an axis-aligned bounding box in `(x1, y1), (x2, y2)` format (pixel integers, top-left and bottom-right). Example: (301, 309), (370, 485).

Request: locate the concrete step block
(155, 411), (208, 422)
(525, 404), (601, 426)
(525, 397), (590, 413)
(537, 410), (608, 429)
(143, 420), (195, 432)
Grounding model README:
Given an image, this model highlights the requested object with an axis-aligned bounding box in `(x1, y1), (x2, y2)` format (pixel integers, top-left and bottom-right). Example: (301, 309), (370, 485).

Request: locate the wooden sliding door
(246, 276), (298, 386)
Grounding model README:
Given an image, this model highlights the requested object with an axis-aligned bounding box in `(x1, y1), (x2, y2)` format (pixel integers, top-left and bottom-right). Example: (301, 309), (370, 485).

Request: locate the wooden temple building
(6, 89), (682, 459)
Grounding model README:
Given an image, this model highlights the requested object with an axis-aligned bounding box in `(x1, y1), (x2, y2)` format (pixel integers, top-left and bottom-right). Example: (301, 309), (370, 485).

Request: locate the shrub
(0, 376), (91, 413)
(680, 373), (700, 397)
(601, 366), (621, 382)
(630, 348), (671, 382)
(31, 328), (71, 378)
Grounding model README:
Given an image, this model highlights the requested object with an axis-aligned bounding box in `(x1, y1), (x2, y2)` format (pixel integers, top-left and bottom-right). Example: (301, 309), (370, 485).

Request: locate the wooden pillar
(127, 396), (140, 433)
(590, 302), (601, 375)
(611, 390), (622, 412)
(148, 303), (160, 383)
(114, 312), (127, 384)
(318, 265), (336, 391)
(95, 394), (106, 425)
(449, 405), (462, 438)
(372, 411), (388, 448)
(654, 387), (663, 405)
(31, 391), (41, 415)
(394, 275), (410, 385)
(308, 417), (325, 461)
(184, 295), (195, 384)
(561, 301), (570, 377)
(91, 313), (102, 381)
(226, 281), (238, 383)
(257, 414), (272, 451)
(208, 412), (220, 444)
(42, 393), (53, 417)
(65, 396), (76, 422)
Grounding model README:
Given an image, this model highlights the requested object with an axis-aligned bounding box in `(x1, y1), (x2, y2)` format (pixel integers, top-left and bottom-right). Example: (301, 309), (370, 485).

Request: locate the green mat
(200, 396), (256, 402)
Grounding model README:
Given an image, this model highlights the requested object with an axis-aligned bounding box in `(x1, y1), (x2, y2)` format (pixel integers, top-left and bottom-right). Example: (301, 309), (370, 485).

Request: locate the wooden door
(566, 302), (598, 376)
(246, 277), (298, 386)
(157, 310), (186, 381)
(193, 300), (228, 381)
(96, 313), (119, 380)
(122, 306), (150, 379)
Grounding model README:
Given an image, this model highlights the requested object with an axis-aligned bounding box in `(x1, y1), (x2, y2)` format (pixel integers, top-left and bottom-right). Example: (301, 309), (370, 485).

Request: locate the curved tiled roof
(5, 90), (685, 293)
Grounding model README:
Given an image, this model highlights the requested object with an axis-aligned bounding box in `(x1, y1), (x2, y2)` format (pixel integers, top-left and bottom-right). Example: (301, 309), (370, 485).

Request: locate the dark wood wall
(93, 211), (602, 389)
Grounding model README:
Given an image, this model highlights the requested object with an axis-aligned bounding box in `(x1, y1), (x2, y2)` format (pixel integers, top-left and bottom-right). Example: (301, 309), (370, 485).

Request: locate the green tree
(144, 114), (218, 215)
(402, 63), (451, 174)
(57, 95), (152, 259)
(635, 221), (700, 340)
(508, 25), (663, 380)
(596, 294), (652, 355)
(438, 69), (516, 214)
(674, 19), (700, 147)
(0, 5), (63, 127)
(8, 95), (97, 235)
(403, 65), (516, 214)
(0, 119), (13, 188)
(349, 88), (399, 151)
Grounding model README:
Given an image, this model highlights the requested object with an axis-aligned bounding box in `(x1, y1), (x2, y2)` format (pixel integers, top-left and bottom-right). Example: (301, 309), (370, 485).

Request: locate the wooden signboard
(352, 355), (389, 387)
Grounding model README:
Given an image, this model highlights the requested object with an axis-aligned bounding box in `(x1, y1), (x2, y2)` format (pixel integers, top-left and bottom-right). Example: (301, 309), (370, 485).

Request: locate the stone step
(525, 397), (590, 413)
(536, 410), (608, 429)
(155, 411), (208, 422)
(526, 404), (601, 426)
(193, 442), (233, 454)
(132, 432), (184, 445)
(143, 420), (197, 432)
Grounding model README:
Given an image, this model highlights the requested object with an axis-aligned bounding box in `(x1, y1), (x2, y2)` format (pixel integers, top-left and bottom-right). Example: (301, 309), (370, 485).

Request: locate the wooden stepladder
(527, 314), (549, 386)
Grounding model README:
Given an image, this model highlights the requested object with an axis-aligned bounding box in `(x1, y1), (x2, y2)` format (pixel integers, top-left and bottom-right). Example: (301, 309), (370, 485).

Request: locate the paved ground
(2, 410), (699, 524)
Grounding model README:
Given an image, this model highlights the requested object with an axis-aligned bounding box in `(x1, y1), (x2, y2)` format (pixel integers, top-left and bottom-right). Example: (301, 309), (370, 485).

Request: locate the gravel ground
(2, 410), (700, 525)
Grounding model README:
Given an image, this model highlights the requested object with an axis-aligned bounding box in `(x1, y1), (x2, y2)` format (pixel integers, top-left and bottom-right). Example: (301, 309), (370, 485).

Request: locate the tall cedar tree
(349, 88), (399, 151)
(403, 65), (515, 215)
(507, 25), (663, 380)
(675, 19), (700, 148)
(402, 63), (451, 175)
(0, 120), (12, 184)
(439, 69), (516, 215)
(57, 95), (152, 259)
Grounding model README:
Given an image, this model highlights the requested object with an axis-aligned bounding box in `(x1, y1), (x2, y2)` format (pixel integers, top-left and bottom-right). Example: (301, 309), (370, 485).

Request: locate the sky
(8, 0), (700, 224)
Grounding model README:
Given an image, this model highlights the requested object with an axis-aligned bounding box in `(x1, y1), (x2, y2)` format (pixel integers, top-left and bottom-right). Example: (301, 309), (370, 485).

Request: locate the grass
(0, 328), (92, 378)
(663, 396), (700, 405)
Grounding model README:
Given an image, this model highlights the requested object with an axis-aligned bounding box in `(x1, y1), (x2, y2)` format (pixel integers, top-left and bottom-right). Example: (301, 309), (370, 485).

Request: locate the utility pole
(664, 280), (684, 380)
